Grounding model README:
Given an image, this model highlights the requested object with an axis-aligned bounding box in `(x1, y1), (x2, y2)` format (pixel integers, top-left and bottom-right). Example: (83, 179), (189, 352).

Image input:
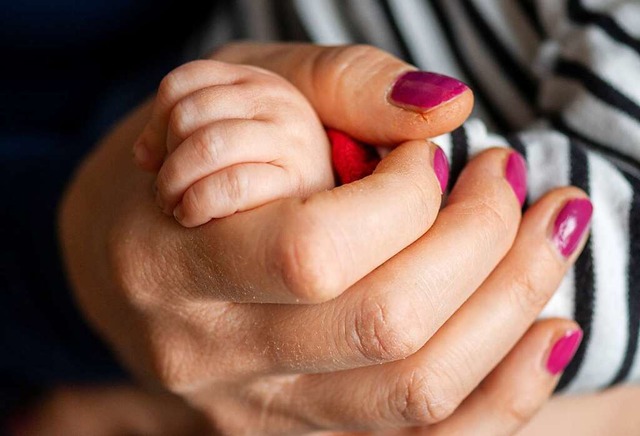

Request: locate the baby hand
(133, 60), (334, 227)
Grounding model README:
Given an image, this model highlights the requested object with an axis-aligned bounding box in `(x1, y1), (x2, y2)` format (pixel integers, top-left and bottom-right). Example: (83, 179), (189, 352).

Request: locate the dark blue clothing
(0, 0), (216, 423)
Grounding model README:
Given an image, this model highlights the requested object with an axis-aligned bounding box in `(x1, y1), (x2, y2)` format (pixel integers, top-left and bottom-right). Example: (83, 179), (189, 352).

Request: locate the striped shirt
(194, 0), (640, 394)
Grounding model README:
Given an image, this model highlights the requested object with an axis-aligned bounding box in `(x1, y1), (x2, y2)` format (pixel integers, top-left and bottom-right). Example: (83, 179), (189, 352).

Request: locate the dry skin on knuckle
(396, 367), (458, 425)
(351, 296), (422, 363)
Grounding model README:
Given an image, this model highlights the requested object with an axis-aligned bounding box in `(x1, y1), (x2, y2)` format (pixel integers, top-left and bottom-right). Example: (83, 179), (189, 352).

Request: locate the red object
(328, 129), (381, 185)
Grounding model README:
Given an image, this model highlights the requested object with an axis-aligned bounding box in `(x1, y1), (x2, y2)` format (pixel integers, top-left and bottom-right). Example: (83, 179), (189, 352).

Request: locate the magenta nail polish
(546, 329), (583, 375)
(434, 147), (450, 193)
(552, 199), (593, 257)
(389, 71), (469, 112)
(505, 152), (527, 206)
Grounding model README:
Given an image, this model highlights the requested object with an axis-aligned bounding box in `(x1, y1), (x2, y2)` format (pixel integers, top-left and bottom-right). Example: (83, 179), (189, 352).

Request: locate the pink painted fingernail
(505, 152), (527, 206)
(552, 199), (593, 257)
(389, 71), (469, 112)
(433, 146), (450, 193)
(546, 329), (583, 375)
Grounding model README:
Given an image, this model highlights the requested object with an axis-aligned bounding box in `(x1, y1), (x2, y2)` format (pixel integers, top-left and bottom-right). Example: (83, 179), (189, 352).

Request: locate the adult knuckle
(509, 265), (551, 318)
(396, 368), (458, 425)
(461, 194), (517, 253)
(273, 205), (342, 302)
(352, 297), (424, 363)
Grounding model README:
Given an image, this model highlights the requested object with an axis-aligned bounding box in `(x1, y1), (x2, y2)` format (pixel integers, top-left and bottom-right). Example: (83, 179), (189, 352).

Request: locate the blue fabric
(0, 0), (216, 424)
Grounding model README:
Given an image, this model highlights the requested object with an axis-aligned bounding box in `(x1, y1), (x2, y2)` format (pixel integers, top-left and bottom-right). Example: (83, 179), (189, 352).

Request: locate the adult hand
(59, 44), (590, 434)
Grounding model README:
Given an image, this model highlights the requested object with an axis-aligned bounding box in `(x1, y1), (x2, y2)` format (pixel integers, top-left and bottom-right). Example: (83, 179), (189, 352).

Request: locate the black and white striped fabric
(194, 0), (640, 394)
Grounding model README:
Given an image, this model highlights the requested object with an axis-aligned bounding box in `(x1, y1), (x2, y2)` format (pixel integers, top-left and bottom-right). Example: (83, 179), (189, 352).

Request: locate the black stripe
(555, 59), (640, 123)
(551, 116), (640, 175)
(459, 0), (539, 104)
(334, 0), (369, 44)
(516, 0), (545, 38)
(506, 134), (529, 209)
(568, 0), (640, 57)
(506, 133), (527, 160)
(609, 186), (640, 386)
(273, 0), (313, 41)
(379, 0), (416, 64)
(448, 126), (469, 191)
(429, 0), (511, 133)
(556, 142), (596, 391)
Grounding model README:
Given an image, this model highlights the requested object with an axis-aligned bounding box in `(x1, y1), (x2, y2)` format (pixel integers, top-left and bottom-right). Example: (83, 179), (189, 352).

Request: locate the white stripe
(386, 0), (467, 76)
(443, 0), (536, 128)
(431, 132), (453, 161)
(559, 25), (640, 108)
(519, 130), (576, 329)
(293, 0), (353, 44)
(343, 0), (405, 57)
(582, 0), (640, 39)
(565, 153), (632, 393)
(540, 77), (640, 162)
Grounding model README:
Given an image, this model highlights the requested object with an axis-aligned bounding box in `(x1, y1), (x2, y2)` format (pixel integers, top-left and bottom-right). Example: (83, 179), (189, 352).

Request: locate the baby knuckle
(193, 128), (222, 167)
(157, 70), (184, 105)
(168, 101), (195, 141)
(352, 297), (424, 363)
(155, 163), (177, 200)
(395, 369), (458, 425)
(223, 168), (249, 204)
(182, 185), (206, 218)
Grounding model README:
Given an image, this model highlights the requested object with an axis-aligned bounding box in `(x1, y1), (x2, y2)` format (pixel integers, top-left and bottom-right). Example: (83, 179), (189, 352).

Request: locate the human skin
(59, 43), (591, 434)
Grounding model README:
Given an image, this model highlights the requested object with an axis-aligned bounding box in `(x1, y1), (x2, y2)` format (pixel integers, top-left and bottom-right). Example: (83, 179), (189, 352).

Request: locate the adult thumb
(213, 42), (473, 145)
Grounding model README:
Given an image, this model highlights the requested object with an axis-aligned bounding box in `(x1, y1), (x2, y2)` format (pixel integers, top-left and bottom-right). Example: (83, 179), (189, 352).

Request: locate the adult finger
(213, 43), (474, 145)
(154, 148), (524, 392)
(192, 139), (447, 304)
(424, 319), (582, 436)
(235, 148), (524, 372)
(260, 186), (591, 430)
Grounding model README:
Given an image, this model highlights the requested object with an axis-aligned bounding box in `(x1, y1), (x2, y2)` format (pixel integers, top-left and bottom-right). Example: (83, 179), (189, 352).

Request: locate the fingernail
(546, 329), (583, 375)
(133, 139), (152, 166)
(505, 152), (527, 206)
(433, 146), (449, 193)
(389, 71), (469, 112)
(155, 188), (166, 212)
(552, 198), (593, 257)
(173, 204), (184, 223)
